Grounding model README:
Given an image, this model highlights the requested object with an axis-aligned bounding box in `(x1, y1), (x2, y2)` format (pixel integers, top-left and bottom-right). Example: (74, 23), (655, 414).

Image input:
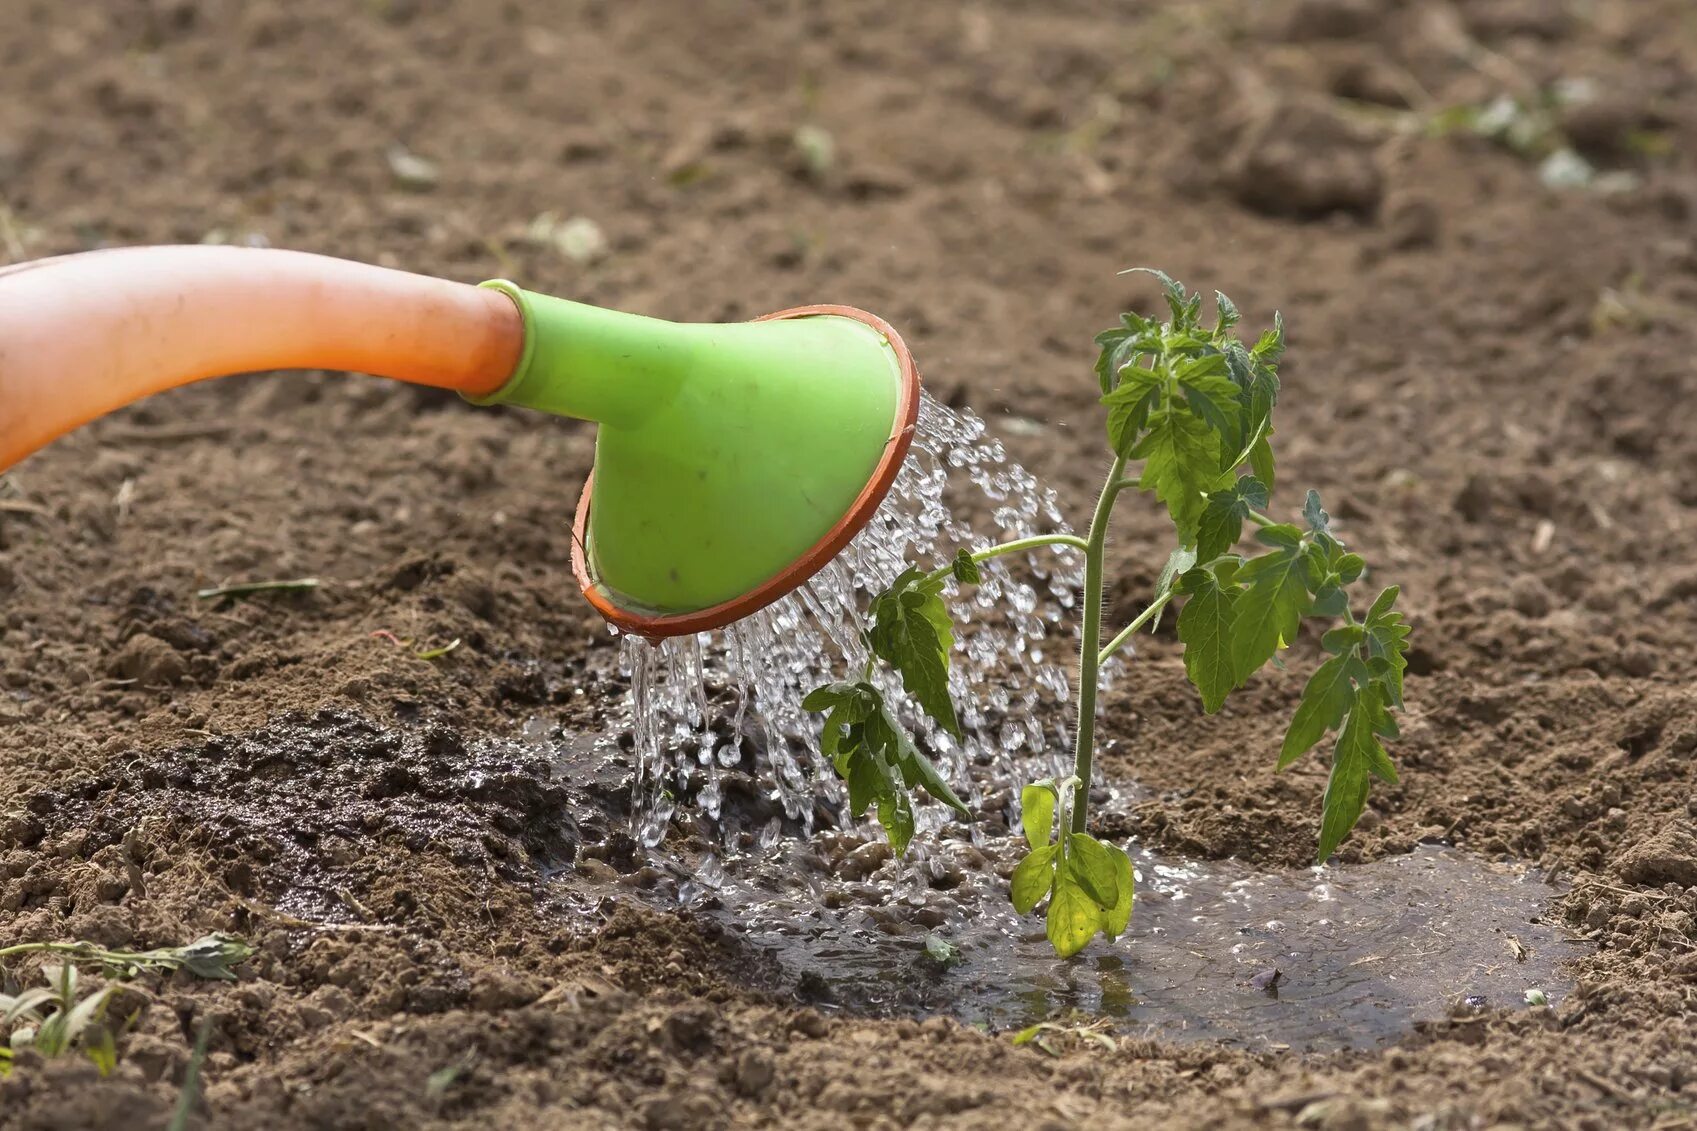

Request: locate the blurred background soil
(2, 0), (1697, 1127)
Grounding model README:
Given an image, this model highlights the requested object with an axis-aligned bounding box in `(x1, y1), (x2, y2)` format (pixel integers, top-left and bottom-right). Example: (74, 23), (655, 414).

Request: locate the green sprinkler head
(469, 282), (920, 638)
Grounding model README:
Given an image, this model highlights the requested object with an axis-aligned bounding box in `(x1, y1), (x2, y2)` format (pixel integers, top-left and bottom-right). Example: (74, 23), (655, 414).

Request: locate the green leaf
(878, 787), (917, 856)
(1310, 585), (1349, 617)
(1177, 567), (1239, 713)
(1021, 782), (1057, 850)
(1173, 352), (1230, 385)
(869, 569), (960, 737)
(1101, 366), (1163, 457)
(876, 703), (971, 818)
(1011, 844), (1059, 913)
(1133, 404), (1221, 542)
(1248, 434), (1276, 493)
(1101, 845), (1135, 939)
(1045, 875), (1101, 958)
(1279, 654), (1363, 769)
(1232, 539), (1312, 681)
(1214, 291), (1240, 336)
(1196, 476), (1269, 561)
(1363, 586), (1411, 707)
(1180, 371), (1244, 463)
(924, 934), (961, 966)
(803, 682), (852, 711)
(1121, 266), (1187, 324)
(1321, 625), (1366, 653)
(60, 985), (112, 1045)
(1317, 683), (1399, 863)
(1252, 311), (1286, 364)
(950, 549), (981, 585)
(1304, 489), (1339, 547)
(1067, 833), (1120, 909)
(1155, 546), (1198, 600)
(844, 744), (884, 816)
(1093, 311), (1158, 394)
(813, 681), (878, 764)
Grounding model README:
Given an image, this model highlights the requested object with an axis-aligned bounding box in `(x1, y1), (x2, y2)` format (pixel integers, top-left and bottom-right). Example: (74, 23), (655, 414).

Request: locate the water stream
(551, 394), (1583, 1051)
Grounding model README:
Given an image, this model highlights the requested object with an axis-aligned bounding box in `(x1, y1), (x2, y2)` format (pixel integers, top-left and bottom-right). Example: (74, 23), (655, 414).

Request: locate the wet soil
(4, 0), (1697, 1127)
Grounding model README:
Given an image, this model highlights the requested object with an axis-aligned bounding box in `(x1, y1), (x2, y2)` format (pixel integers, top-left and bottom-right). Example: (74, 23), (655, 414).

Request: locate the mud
(5, 0), (1697, 1127)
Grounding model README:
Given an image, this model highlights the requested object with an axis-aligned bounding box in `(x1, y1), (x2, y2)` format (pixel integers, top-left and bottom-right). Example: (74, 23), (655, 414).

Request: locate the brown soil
(4, 0), (1697, 1127)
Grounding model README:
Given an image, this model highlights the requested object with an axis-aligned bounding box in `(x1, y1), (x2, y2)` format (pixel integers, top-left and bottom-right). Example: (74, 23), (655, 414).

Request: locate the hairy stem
(1071, 455), (1128, 833)
(923, 533), (1088, 585)
(1096, 590), (1176, 666)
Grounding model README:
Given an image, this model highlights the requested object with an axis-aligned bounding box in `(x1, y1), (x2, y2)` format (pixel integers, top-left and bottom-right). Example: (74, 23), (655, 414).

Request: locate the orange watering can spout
(0, 244), (921, 638)
(0, 245), (524, 473)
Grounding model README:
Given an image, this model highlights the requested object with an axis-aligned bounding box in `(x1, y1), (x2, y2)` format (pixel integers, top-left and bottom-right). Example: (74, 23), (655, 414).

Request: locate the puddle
(541, 772), (1583, 1053)
(79, 707), (1583, 1056)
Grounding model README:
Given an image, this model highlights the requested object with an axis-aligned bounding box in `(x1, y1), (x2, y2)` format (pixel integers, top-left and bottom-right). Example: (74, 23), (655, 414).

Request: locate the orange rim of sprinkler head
(0, 246), (920, 639)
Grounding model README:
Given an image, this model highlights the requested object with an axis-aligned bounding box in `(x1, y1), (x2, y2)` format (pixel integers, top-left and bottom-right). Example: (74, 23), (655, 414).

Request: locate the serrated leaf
(1101, 366), (1163, 457)
(1180, 371), (1244, 463)
(1214, 291), (1240, 335)
(950, 549), (981, 585)
(1132, 405), (1220, 542)
(1304, 489), (1339, 547)
(1279, 654), (1362, 769)
(878, 787), (917, 855)
(877, 703), (971, 818)
(869, 570), (960, 737)
(1094, 316), (1163, 395)
(1249, 434), (1276, 493)
(1177, 567), (1239, 713)
(1121, 266), (1187, 325)
(1173, 353), (1231, 385)
(1321, 625), (1366, 653)
(844, 745), (882, 816)
(1232, 541), (1312, 681)
(1317, 683), (1399, 863)
(1067, 833), (1120, 909)
(1045, 875), (1101, 958)
(1011, 843), (1059, 914)
(1252, 311), (1286, 364)
(1255, 523), (1304, 548)
(1155, 546), (1198, 599)
(1310, 585), (1349, 617)
(1093, 327), (1133, 396)
(1196, 476), (1269, 561)
(1021, 782), (1057, 850)
(1101, 845), (1135, 939)
(1363, 587), (1410, 706)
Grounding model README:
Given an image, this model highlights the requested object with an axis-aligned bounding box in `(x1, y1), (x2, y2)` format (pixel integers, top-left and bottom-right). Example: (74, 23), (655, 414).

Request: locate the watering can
(0, 247), (920, 637)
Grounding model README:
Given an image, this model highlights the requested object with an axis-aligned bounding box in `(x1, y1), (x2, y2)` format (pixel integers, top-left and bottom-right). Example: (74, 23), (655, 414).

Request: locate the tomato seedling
(805, 271), (1411, 956)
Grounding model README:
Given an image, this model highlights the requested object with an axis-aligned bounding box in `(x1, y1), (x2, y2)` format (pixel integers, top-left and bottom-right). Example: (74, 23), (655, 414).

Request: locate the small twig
(197, 578), (321, 601)
(1576, 1069), (1624, 1100)
(232, 897), (402, 933)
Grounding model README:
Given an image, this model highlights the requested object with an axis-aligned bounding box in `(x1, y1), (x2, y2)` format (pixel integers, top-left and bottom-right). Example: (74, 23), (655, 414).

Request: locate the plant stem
(1070, 455), (1127, 833)
(0, 941), (118, 962)
(1096, 591), (1176, 666)
(922, 533), (1088, 585)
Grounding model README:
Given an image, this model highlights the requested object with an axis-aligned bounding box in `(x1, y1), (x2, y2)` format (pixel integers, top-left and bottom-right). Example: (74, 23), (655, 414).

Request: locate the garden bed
(3, 1), (1697, 1127)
